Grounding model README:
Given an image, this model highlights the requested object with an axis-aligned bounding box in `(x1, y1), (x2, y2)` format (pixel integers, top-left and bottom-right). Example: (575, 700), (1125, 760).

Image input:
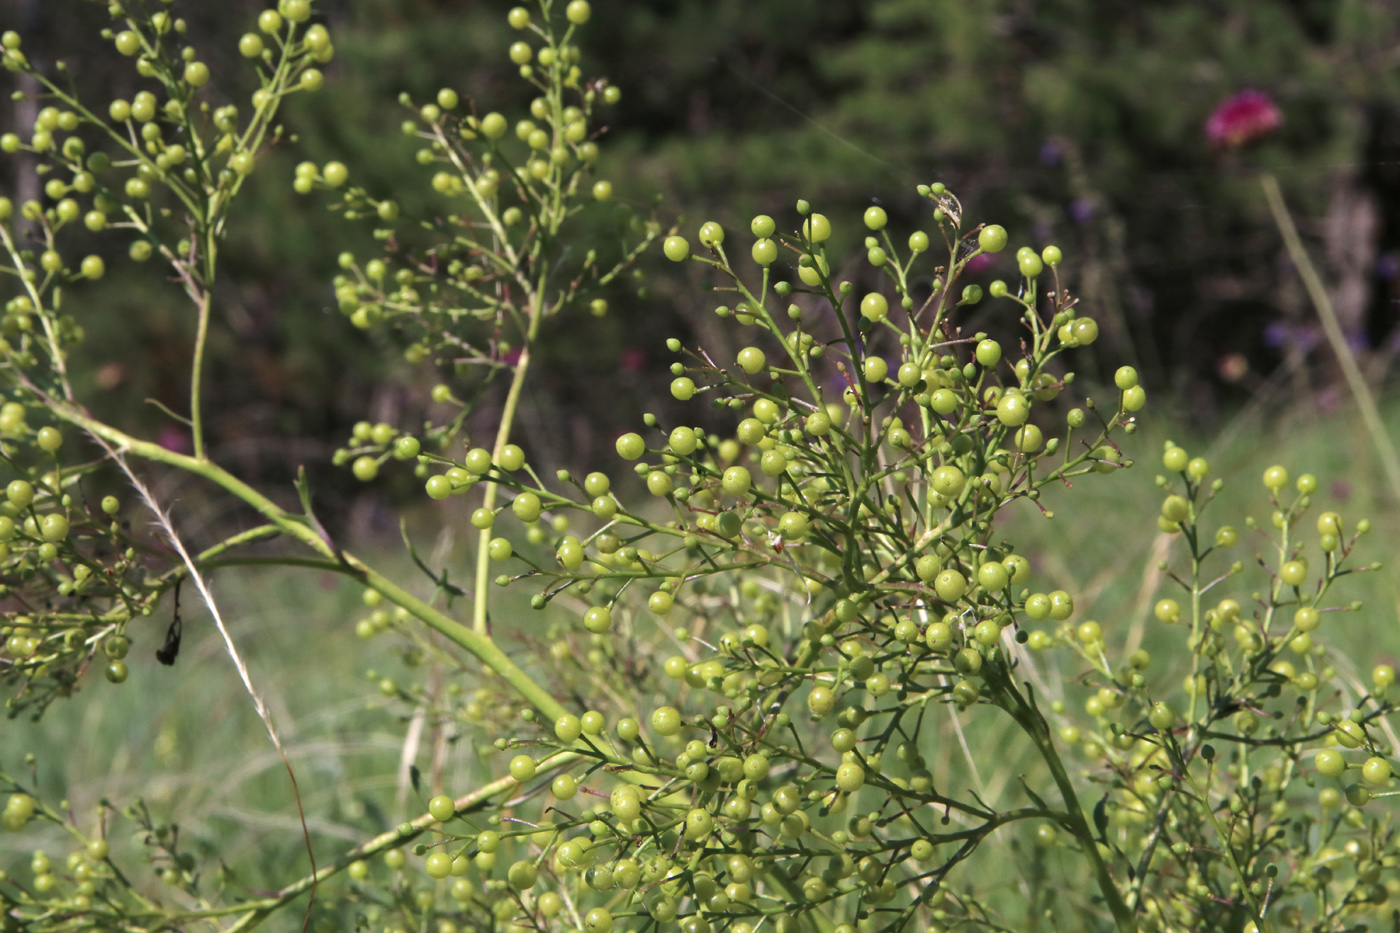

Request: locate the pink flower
(964, 253), (997, 275)
(619, 347), (647, 374)
(157, 425), (190, 453)
(1206, 90), (1281, 149)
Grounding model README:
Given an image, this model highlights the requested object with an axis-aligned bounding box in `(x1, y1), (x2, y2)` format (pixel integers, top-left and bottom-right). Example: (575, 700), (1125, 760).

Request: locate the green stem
(219, 767), (536, 932)
(1260, 172), (1400, 503)
(1172, 749), (1264, 922)
(49, 399), (569, 724)
(1035, 729), (1136, 933)
(473, 339), (535, 635)
(190, 288), (211, 460)
(989, 668), (1136, 933)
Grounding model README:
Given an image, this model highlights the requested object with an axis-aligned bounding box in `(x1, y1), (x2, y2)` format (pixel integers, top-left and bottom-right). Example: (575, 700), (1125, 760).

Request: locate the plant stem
(1034, 728), (1137, 933)
(220, 767), (537, 932)
(190, 287), (211, 460)
(473, 339), (535, 636)
(1260, 172), (1400, 503)
(49, 399), (570, 724)
(1170, 748), (1264, 922)
(990, 668), (1137, 933)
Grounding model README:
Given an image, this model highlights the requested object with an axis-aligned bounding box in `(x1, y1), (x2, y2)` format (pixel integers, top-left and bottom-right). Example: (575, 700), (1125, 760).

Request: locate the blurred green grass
(1, 397), (1396, 920)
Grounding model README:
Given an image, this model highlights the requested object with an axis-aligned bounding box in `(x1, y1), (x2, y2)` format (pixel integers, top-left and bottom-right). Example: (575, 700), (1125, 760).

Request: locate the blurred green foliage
(4, 0), (1398, 504)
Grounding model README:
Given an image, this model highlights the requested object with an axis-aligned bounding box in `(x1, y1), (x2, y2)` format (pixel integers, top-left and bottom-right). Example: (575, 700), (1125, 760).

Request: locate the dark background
(4, 0), (1398, 530)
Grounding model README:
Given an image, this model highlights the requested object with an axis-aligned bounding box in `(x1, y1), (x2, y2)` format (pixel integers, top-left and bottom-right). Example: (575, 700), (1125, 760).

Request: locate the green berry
(835, 762), (865, 792)
(931, 465), (965, 497)
(552, 773), (579, 799)
(934, 569), (967, 602)
(479, 112), (508, 140)
(721, 466), (751, 496)
(737, 347), (766, 374)
(509, 755), (536, 782)
(663, 236), (690, 262)
(671, 377), (696, 400)
(651, 706), (681, 736)
(183, 61), (210, 87)
(1014, 424), (1042, 452)
(1148, 703), (1176, 731)
(566, 0), (592, 24)
(860, 293), (888, 322)
(428, 795), (455, 822)
(995, 393), (1030, 427)
(583, 606), (612, 634)
(1017, 251), (1043, 278)
(978, 225), (1008, 253)
(1362, 757), (1391, 786)
(35, 426), (62, 452)
(975, 339), (1001, 367)
(802, 213), (831, 242)
(507, 860), (537, 889)
(352, 456), (379, 481)
(1315, 749), (1346, 778)
(646, 471), (673, 497)
(424, 852), (452, 879)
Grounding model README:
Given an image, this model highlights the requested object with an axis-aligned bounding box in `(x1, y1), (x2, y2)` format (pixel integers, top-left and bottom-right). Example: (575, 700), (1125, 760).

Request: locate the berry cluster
(0, 3), (1392, 933)
(0, 0), (331, 717)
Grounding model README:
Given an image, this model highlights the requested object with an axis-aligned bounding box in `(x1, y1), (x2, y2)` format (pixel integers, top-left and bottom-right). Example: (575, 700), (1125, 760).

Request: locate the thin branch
(94, 436), (319, 930)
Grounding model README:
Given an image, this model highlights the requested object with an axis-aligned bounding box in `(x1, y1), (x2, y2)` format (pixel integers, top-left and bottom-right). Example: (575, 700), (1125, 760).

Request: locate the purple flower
(1263, 320), (1320, 353)
(964, 253), (997, 275)
(1068, 199), (1095, 224)
(1206, 90), (1281, 149)
(157, 425), (190, 454)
